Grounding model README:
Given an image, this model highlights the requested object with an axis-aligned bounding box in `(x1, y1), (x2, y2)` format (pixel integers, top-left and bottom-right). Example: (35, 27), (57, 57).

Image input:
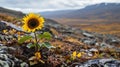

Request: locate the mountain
(0, 7), (25, 18)
(40, 10), (75, 18)
(40, 3), (120, 24)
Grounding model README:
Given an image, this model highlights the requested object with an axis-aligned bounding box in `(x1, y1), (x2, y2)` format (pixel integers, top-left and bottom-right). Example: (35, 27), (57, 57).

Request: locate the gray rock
(116, 48), (120, 52)
(0, 34), (17, 42)
(103, 34), (120, 44)
(81, 38), (97, 45)
(73, 59), (120, 67)
(0, 21), (7, 31)
(1, 21), (22, 31)
(108, 38), (120, 44)
(82, 32), (94, 38)
(89, 48), (98, 52)
(100, 42), (113, 48)
(0, 46), (29, 67)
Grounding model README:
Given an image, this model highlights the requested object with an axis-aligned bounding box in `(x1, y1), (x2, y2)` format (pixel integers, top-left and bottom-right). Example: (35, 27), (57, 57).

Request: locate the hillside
(41, 3), (120, 23)
(0, 15), (120, 67)
(0, 7), (25, 18)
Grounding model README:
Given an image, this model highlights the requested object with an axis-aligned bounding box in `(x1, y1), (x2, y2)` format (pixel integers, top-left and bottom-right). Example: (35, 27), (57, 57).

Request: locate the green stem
(34, 32), (38, 52)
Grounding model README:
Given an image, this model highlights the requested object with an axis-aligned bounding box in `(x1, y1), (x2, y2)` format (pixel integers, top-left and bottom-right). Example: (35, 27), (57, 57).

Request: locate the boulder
(0, 21), (7, 31)
(73, 59), (120, 67)
(0, 45), (29, 67)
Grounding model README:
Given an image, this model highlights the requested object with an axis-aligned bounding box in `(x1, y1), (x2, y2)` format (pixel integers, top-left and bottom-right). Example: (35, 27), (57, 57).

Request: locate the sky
(0, 0), (120, 13)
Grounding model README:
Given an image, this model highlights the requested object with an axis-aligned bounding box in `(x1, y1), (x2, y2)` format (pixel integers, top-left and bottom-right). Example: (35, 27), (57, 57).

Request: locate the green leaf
(18, 35), (32, 44)
(27, 43), (35, 48)
(43, 32), (52, 40)
(38, 32), (52, 40)
(38, 34), (43, 39)
(41, 42), (55, 49)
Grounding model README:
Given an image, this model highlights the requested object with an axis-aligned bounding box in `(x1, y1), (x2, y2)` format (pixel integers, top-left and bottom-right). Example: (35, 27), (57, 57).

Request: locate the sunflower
(22, 13), (44, 32)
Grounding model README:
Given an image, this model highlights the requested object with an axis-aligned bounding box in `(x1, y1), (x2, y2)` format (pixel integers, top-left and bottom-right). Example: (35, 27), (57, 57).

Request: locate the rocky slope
(0, 19), (120, 67)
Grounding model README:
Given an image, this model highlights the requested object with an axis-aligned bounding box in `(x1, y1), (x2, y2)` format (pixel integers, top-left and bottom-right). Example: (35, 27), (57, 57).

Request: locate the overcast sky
(0, 0), (120, 13)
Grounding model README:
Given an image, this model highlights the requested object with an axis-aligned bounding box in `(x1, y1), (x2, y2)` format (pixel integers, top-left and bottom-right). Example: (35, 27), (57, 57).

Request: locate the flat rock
(0, 45), (29, 67)
(73, 59), (120, 67)
(82, 31), (94, 38)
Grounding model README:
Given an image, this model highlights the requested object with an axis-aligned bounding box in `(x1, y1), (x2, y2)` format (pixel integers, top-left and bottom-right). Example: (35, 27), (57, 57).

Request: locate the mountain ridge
(40, 3), (120, 23)
(0, 7), (25, 18)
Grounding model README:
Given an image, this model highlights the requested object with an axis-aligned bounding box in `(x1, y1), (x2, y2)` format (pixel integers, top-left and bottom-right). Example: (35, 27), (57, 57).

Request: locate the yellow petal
(3, 30), (7, 33)
(35, 52), (41, 59)
(72, 51), (77, 57)
(77, 52), (82, 58)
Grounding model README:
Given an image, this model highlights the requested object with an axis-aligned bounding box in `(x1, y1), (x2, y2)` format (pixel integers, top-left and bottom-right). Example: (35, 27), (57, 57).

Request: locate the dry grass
(52, 18), (119, 25)
(52, 18), (120, 37)
(72, 23), (120, 37)
(0, 13), (20, 23)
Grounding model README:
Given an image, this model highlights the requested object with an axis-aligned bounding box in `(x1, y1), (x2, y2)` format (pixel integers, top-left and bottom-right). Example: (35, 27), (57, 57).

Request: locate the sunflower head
(22, 13), (44, 32)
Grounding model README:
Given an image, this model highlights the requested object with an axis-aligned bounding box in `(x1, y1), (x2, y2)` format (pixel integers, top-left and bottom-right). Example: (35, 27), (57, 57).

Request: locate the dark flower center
(28, 18), (39, 29)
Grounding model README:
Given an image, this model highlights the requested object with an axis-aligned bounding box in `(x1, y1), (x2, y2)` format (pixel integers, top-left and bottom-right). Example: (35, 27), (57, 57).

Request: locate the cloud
(0, 0), (120, 13)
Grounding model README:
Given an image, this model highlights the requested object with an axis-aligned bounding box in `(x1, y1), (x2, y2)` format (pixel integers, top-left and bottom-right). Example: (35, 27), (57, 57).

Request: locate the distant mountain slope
(40, 10), (75, 18)
(0, 7), (25, 18)
(70, 3), (120, 19)
(40, 3), (120, 23)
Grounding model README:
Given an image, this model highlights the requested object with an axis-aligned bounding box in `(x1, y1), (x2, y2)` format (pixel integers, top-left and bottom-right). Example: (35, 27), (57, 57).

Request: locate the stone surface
(73, 59), (120, 67)
(0, 45), (29, 67)
(82, 31), (94, 38)
(0, 21), (7, 31)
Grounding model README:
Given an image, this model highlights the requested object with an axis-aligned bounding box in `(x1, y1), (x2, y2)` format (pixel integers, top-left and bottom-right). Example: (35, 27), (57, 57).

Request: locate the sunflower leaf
(38, 32), (51, 40)
(41, 42), (55, 49)
(38, 34), (43, 39)
(27, 43), (35, 48)
(43, 32), (52, 40)
(18, 35), (32, 44)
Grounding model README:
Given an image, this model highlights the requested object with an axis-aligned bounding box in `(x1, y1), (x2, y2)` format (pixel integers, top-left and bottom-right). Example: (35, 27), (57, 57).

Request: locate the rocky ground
(0, 19), (120, 67)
